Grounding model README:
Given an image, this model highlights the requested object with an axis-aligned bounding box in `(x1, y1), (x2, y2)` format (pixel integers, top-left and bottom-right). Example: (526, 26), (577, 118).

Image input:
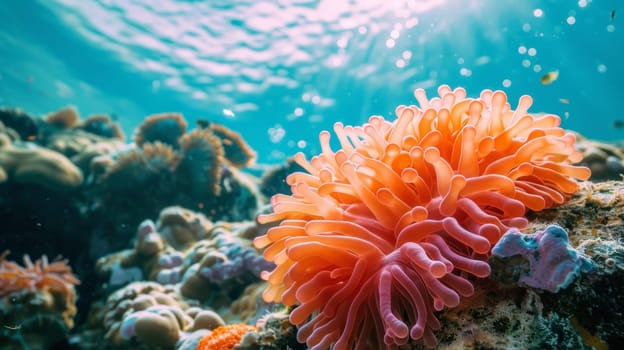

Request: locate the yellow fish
(540, 71), (559, 85)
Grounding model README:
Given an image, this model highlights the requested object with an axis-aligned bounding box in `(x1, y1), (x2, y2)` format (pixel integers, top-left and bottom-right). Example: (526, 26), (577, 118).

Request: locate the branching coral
(254, 85), (590, 349)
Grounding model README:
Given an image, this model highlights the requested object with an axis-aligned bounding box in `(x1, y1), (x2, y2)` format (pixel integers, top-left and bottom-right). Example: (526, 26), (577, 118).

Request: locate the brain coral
(254, 85), (590, 349)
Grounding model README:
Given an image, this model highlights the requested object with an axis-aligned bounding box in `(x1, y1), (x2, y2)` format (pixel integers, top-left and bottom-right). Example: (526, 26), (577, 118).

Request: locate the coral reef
(86, 113), (261, 251)
(255, 85), (589, 349)
(93, 205), (273, 326)
(93, 281), (222, 348)
(1, 104), (263, 349)
(4, 88), (624, 350)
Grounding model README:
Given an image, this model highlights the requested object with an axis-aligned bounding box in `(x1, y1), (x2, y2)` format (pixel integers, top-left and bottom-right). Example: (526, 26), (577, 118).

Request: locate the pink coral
(254, 85), (590, 349)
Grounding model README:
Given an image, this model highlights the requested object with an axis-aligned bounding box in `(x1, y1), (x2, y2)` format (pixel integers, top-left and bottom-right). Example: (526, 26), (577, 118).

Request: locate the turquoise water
(1, 0), (622, 164)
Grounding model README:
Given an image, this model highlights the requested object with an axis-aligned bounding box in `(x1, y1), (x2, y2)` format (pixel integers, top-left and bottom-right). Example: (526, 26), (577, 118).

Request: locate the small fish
(540, 70), (559, 85)
(222, 108), (235, 118)
(611, 10), (616, 22)
(3, 324), (21, 330)
(613, 120), (624, 129)
(559, 98), (570, 104)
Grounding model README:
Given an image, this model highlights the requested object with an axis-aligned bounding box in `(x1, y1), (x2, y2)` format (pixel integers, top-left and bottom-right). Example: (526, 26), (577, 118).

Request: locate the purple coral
(492, 225), (594, 292)
(199, 238), (275, 283)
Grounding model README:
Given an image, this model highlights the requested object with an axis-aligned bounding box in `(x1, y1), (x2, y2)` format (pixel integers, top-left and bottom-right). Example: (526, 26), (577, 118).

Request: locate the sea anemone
(0, 250), (80, 304)
(254, 85), (590, 349)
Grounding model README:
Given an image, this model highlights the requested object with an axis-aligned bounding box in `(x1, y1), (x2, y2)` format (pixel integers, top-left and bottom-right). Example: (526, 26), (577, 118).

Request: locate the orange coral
(0, 250), (80, 303)
(254, 85), (590, 349)
(196, 324), (257, 350)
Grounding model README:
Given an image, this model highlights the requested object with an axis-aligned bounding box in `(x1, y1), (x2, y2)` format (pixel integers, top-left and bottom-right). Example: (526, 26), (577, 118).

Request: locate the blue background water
(1, 0), (622, 164)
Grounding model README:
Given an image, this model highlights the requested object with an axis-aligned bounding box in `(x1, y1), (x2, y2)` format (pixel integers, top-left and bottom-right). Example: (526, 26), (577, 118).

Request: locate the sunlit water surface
(0, 0), (621, 163)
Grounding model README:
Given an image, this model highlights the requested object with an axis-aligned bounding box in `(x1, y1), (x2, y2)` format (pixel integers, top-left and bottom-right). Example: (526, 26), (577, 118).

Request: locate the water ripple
(41, 0), (488, 108)
(16, 0), (621, 164)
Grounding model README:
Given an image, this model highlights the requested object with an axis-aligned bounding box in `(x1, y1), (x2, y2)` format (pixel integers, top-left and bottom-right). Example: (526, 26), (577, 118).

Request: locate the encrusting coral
(491, 224), (594, 292)
(0, 138), (83, 191)
(196, 324), (257, 350)
(254, 85), (590, 349)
